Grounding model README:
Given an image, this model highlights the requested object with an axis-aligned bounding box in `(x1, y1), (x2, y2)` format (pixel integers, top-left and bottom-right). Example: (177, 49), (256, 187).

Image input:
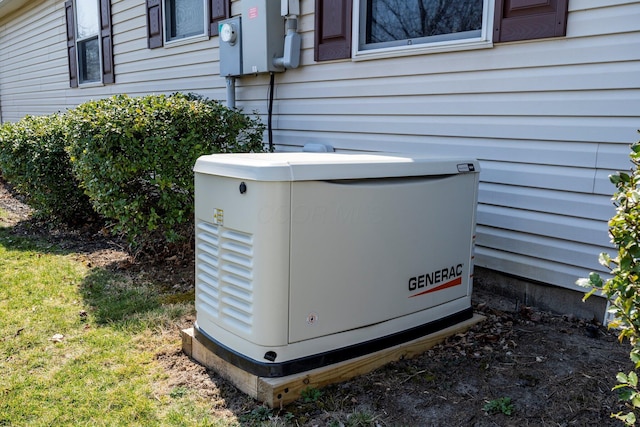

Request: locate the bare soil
(0, 179), (633, 426)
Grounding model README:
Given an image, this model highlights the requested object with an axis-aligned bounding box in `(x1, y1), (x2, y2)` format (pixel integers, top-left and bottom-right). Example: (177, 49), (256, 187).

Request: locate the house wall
(0, 0), (228, 122)
(1, 1), (639, 301)
(265, 0), (640, 295)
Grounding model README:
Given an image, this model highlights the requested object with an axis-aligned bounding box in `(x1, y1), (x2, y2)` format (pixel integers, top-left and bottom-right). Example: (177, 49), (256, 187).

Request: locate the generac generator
(193, 152), (480, 377)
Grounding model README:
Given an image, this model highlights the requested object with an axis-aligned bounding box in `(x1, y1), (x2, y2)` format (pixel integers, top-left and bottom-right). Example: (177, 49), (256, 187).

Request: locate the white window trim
(163, 33), (210, 47)
(77, 80), (105, 88)
(352, 0), (494, 61)
(162, 0), (209, 46)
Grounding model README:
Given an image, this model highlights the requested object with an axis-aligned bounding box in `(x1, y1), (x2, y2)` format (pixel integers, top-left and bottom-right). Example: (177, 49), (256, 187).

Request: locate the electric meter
(220, 22), (237, 44)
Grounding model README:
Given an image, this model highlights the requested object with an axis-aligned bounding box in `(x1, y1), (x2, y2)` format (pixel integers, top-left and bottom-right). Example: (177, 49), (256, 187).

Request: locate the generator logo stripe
(409, 276), (462, 298)
(408, 263), (463, 295)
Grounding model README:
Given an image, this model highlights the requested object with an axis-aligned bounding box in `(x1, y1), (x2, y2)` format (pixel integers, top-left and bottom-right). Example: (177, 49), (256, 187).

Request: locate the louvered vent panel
(195, 221), (254, 332)
(196, 222), (221, 317)
(219, 229), (254, 332)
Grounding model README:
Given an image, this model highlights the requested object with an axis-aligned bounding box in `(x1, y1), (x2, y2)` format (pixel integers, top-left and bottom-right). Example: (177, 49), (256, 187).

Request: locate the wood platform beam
(181, 313), (485, 408)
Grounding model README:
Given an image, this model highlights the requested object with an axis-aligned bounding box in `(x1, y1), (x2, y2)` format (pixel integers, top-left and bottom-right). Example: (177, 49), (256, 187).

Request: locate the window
(65, 0), (114, 87)
(314, 0), (569, 62)
(356, 0), (491, 57)
(146, 0), (230, 49)
(75, 0), (101, 83)
(164, 0), (207, 42)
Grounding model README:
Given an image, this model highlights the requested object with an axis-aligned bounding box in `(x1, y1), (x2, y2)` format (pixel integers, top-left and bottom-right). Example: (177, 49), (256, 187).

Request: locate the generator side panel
(194, 173), (291, 348)
(288, 173), (478, 344)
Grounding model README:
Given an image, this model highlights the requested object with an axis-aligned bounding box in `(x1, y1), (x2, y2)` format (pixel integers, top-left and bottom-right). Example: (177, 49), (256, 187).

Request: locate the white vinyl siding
(0, 0), (226, 122)
(1, 0), (639, 295)
(0, 1), (69, 119)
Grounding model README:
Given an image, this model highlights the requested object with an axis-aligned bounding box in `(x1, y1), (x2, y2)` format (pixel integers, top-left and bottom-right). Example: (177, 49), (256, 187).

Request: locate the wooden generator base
(181, 313), (485, 408)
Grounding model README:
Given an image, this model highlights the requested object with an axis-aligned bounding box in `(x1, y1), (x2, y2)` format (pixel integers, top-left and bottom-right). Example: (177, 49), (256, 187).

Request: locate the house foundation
(474, 267), (608, 323)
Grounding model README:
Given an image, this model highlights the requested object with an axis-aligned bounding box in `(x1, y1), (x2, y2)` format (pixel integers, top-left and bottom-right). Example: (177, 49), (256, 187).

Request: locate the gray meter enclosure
(219, 1), (285, 76)
(241, 0), (285, 74)
(219, 17), (242, 77)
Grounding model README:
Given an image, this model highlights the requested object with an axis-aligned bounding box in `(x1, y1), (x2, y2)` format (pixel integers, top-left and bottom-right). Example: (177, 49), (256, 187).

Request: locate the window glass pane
(76, 0), (99, 39)
(363, 0), (483, 49)
(78, 37), (101, 83)
(166, 0), (205, 41)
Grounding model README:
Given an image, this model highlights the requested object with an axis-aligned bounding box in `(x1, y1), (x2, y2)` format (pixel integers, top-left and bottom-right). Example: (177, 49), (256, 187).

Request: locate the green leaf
(629, 371), (638, 387)
(618, 372), (630, 384)
(624, 412), (637, 425)
(599, 253), (613, 268)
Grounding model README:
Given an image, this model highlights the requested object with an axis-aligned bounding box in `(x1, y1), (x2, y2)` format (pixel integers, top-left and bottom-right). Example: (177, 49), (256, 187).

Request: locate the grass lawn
(0, 207), (235, 426)
(2, 201), (630, 426)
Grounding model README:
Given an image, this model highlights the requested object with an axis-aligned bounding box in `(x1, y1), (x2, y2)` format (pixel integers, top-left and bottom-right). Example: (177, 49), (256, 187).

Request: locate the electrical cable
(268, 72), (275, 152)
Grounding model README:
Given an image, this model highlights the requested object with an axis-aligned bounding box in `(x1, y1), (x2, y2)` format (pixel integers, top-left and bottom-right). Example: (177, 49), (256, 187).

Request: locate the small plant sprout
(300, 386), (323, 403)
(169, 386), (189, 399)
(483, 397), (515, 416)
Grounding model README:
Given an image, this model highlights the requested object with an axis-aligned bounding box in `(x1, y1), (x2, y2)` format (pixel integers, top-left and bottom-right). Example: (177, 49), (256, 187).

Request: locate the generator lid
(194, 152), (479, 181)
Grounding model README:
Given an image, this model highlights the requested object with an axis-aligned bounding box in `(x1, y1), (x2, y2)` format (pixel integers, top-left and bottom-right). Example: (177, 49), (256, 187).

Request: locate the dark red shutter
(209, 0), (230, 37)
(314, 0), (352, 62)
(99, 0), (114, 84)
(494, 0), (569, 43)
(146, 0), (163, 48)
(64, 0), (78, 88)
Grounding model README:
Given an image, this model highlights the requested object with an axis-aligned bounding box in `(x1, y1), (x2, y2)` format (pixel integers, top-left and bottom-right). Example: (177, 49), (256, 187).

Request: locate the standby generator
(193, 152), (479, 377)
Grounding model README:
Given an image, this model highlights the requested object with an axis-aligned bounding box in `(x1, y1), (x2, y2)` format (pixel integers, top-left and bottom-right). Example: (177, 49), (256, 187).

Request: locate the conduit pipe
(226, 76), (236, 109)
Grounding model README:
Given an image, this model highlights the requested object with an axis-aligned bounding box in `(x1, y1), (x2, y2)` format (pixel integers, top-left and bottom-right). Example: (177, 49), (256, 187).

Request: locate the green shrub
(0, 114), (94, 224)
(66, 93), (265, 248)
(580, 135), (640, 425)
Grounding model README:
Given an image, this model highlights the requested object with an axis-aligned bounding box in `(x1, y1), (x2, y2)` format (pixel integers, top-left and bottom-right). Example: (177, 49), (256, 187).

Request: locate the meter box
(241, 0), (284, 74)
(193, 152), (480, 377)
(219, 1), (291, 76)
(219, 17), (242, 77)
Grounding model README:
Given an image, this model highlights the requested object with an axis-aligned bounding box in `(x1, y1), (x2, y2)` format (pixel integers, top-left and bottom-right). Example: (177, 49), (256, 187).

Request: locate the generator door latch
(457, 163), (476, 173)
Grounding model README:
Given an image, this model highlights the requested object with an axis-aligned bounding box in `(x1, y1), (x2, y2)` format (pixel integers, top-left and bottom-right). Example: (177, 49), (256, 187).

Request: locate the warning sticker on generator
(213, 208), (224, 225)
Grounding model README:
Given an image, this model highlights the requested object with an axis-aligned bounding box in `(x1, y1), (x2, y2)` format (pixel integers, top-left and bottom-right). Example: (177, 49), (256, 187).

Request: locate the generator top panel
(193, 152), (479, 181)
